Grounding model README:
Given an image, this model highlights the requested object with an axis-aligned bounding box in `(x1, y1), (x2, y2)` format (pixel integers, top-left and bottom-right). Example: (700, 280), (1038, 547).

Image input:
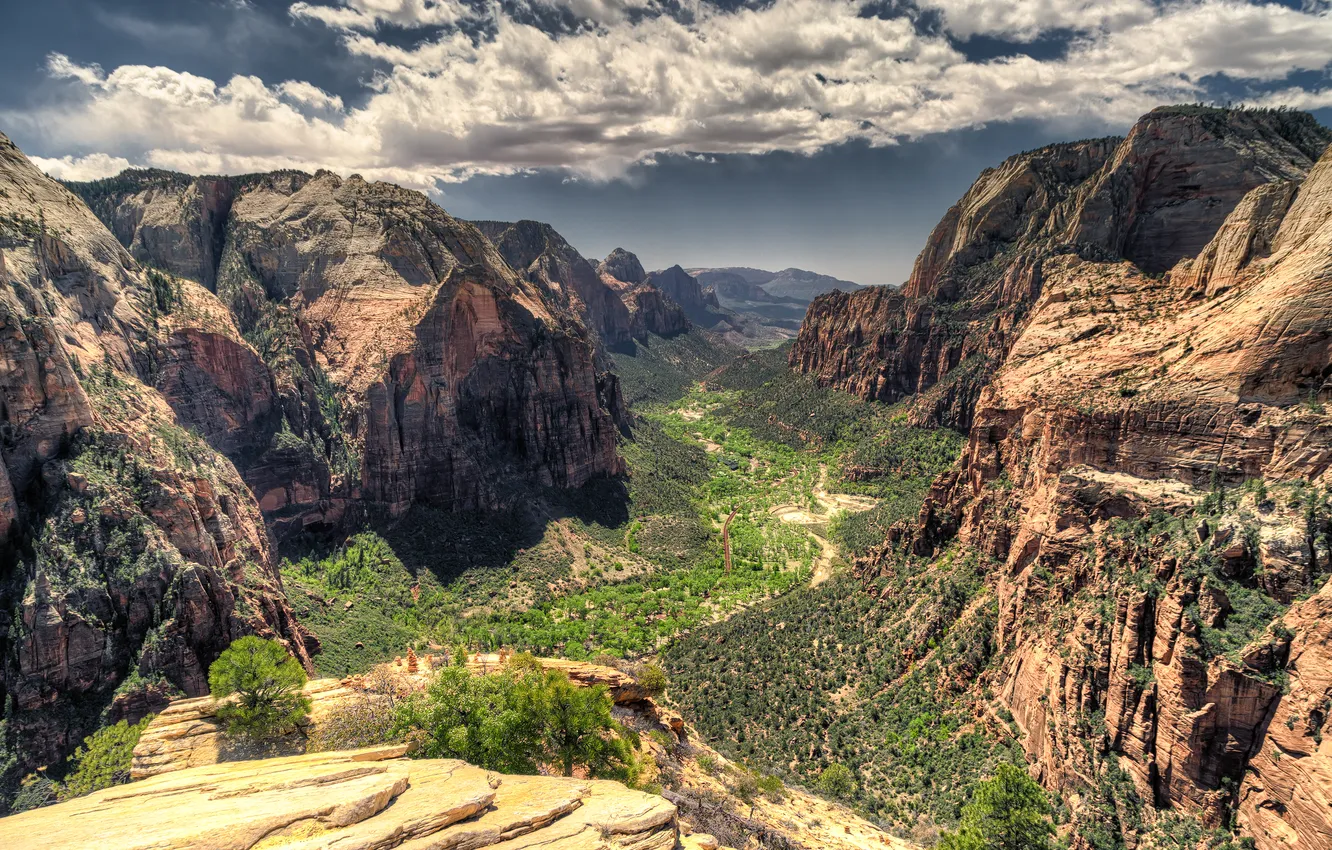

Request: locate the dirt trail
(769, 464), (877, 586)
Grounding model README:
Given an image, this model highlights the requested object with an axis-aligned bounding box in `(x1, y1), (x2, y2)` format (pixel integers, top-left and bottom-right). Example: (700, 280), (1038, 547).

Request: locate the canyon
(793, 105), (1332, 847)
(2, 102), (1331, 850)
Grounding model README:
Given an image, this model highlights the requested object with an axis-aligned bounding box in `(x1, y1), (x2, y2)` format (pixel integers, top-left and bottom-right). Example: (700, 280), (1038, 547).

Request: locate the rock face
(1, 746), (681, 850)
(645, 266), (722, 326)
(72, 170), (625, 522)
(828, 108), (1332, 848)
(0, 133), (313, 799)
(475, 220), (635, 353)
(130, 677), (370, 780)
(596, 250), (690, 339)
(599, 247), (648, 285)
(78, 169), (236, 288)
(791, 107), (1330, 430)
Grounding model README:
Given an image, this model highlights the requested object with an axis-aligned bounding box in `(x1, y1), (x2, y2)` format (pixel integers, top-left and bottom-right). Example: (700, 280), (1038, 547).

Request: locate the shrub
(729, 769), (760, 804)
(208, 636), (311, 741)
(818, 763), (856, 800)
(638, 663), (668, 696)
(58, 716), (154, 801)
(306, 695), (398, 752)
(393, 661), (636, 778)
(542, 672), (635, 778)
(10, 774), (59, 813)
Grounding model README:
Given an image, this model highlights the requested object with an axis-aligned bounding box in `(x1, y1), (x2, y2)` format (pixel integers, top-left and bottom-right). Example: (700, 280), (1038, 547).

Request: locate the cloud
(9, 0), (1332, 186)
(28, 152), (134, 181)
(289, 0), (470, 31)
(918, 0), (1157, 41)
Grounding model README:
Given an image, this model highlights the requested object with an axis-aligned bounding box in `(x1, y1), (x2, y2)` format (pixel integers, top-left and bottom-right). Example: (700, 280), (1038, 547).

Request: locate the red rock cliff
(0, 133), (313, 801)
(846, 108), (1332, 847)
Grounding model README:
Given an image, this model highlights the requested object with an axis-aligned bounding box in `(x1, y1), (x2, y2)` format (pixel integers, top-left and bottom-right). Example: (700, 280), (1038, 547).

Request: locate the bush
(10, 774), (58, 813)
(306, 695), (398, 753)
(638, 663), (668, 696)
(393, 660), (636, 778)
(208, 636), (311, 741)
(757, 773), (785, 802)
(58, 716), (154, 801)
(818, 763), (856, 799)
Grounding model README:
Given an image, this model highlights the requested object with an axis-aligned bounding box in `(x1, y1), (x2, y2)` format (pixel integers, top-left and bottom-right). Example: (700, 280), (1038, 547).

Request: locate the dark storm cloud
(0, 0), (1329, 280)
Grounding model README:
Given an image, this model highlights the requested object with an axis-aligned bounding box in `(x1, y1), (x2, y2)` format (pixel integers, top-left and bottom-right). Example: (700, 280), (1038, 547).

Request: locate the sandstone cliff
(0, 133), (313, 802)
(72, 170), (626, 523)
(646, 266), (723, 327)
(475, 219), (636, 352)
(0, 746), (684, 850)
(833, 108), (1332, 848)
(791, 106), (1331, 431)
(598, 249), (691, 339)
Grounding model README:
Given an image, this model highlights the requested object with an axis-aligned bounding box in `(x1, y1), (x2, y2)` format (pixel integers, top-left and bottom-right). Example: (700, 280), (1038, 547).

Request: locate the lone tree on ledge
(208, 636), (311, 741)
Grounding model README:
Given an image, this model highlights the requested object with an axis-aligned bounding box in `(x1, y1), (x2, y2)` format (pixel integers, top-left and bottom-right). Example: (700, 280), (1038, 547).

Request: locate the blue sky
(2, 0), (1330, 284)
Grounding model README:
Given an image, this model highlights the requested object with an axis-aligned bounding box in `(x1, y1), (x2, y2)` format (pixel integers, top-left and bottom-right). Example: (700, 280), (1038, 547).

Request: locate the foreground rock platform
(2, 746), (681, 850)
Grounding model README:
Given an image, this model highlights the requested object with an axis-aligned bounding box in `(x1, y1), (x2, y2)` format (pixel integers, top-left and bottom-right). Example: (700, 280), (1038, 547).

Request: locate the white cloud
(29, 152), (134, 181)
(279, 80), (346, 111)
(289, 0), (470, 31)
(9, 0), (1332, 186)
(918, 0), (1156, 41)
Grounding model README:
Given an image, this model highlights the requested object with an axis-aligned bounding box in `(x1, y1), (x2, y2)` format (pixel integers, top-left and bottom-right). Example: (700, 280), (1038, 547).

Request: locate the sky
(1, 1), (1331, 285)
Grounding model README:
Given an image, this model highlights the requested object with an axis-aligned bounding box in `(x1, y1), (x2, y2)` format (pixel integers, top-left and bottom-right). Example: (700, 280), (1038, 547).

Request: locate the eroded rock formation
(791, 106), (1331, 431)
(0, 133), (313, 795)
(597, 249), (691, 339)
(1, 746), (682, 850)
(798, 107), (1332, 848)
(72, 169), (626, 523)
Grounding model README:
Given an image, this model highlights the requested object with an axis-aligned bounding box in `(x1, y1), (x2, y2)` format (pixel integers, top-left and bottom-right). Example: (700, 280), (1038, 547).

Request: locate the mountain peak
(598, 247), (646, 284)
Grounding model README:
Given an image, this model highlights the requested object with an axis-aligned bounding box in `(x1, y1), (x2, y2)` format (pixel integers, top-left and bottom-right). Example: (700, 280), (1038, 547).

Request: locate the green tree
(394, 661), (637, 779)
(940, 763), (1054, 850)
(817, 763), (856, 799)
(58, 716), (154, 801)
(208, 636), (311, 741)
(541, 671), (634, 778)
(393, 663), (545, 774)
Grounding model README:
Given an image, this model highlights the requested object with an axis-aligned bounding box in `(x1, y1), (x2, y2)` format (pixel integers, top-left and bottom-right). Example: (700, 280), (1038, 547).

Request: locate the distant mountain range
(687, 266), (865, 323)
(689, 266), (865, 305)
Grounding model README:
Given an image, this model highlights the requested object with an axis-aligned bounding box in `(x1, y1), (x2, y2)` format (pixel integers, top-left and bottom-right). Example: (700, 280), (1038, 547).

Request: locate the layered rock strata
(791, 106), (1331, 431)
(71, 169), (626, 523)
(835, 108), (1332, 848)
(0, 133), (313, 792)
(2, 746), (681, 850)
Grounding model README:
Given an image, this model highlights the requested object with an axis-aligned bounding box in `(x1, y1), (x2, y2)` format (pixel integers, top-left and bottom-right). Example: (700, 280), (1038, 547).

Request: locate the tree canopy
(940, 763), (1054, 850)
(394, 656), (636, 779)
(208, 636), (311, 741)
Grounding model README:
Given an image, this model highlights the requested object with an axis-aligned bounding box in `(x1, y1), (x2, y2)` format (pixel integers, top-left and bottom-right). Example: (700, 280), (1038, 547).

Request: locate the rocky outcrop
(843, 109), (1332, 847)
(599, 247), (648, 285)
(130, 678), (369, 780)
(2, 746), (681, 850)
(0, 133), (313, 799)
(75, 169), (236, 288)
(1057, 106), (1329, 273)
(73, 170), (626, 521)
(792, 107), (1331, 431)
(475, 219), (635, 352)
(598, 250), (690, 339)
(646, 266), (722, 326)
